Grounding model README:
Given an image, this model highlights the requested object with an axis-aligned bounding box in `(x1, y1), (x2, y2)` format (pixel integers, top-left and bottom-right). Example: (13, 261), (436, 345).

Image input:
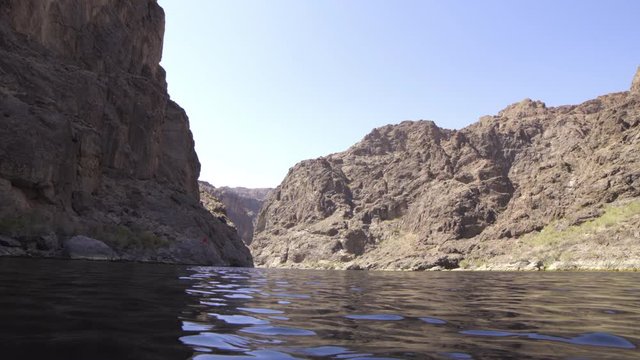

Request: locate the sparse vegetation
(0, 211), (50, 238)
(89, 224), (169, 250)
(525, 200), (640, 248)
(454, 200), (640, 271)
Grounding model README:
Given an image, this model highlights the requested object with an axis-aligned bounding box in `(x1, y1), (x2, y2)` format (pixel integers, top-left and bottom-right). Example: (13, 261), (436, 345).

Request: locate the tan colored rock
(632, 66), (640, 94)
(252, 69), (640, 270)
(0, 0), (252, 266)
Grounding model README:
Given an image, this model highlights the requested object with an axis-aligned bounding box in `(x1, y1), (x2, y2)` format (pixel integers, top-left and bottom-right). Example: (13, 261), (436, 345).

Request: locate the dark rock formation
(252, 69), (640, 270)
(199, 181), (271, 245)
(0, 0), (252, 266)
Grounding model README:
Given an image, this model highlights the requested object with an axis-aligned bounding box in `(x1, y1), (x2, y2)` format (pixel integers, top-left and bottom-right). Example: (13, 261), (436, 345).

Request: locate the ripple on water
(301, 346), (352, 356)
(240, 325), (316, 336)
(304, 281), (323, 286)
(461, 330), (636, 349)
(180, 332), (250, 351)
(419, 317), (447, 325)
(343, 357), (401, 360)
(200, 297), (226, 302)
(182, 321), (214, 331)
(333, 353), (379, 359)
(210, 313), (270, 325)
(344, 314), (404, 321)
(274, 293), (310, 299)
(238, 307), (284, 314)
(187, 289), (216, 296)
(224, 294), (253, 299)
(194, 349), (301, 360)
(215, 288), (255, 294)
(441, 352), (474, 360)
(201, 301), (226, 307)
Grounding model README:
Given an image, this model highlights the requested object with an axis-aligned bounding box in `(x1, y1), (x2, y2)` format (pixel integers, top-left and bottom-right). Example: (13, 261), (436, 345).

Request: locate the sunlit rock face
(252, 72), (640, 270)
(0, 0), (252, 266)
(632, 67), (640, 94)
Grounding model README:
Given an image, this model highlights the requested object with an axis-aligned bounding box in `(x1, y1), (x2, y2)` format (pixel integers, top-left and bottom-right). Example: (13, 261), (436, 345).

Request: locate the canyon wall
(199, 182), (271, 245)
(0, 0), (252, 265)
(252, 69), (640, 270)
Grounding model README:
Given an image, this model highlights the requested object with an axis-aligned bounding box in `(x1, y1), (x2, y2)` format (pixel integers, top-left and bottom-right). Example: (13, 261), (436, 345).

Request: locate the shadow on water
(1, 258), (639, 359)
(0, 258), (192, 360)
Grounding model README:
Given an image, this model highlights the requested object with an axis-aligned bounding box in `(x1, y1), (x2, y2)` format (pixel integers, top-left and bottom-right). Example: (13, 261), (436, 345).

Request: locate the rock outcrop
(252, 70), (640, 270)
(0, 0), (252, 266)
(632, 66), (640, 94)
(199, 182), (271, 245)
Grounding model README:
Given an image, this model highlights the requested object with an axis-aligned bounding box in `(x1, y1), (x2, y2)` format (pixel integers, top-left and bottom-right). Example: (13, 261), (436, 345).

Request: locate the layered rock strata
(252, 69), (640, 270)
(0, 0), (252, 265)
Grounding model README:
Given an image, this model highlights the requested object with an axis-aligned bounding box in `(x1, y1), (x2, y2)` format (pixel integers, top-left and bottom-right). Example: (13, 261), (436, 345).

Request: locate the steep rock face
(0, 0), (252, 266)
(252, 73), (640, 270)
(199, 182), (271, 245)
(632, 67), (640, 94)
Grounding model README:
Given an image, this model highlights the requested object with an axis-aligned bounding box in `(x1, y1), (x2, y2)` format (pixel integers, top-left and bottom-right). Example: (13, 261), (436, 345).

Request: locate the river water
(0, 258), (638, 359)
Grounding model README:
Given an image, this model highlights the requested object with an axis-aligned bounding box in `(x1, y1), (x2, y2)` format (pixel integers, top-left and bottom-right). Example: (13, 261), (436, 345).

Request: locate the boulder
(0, 236), (21, 248)
(63, 236), (118, 261)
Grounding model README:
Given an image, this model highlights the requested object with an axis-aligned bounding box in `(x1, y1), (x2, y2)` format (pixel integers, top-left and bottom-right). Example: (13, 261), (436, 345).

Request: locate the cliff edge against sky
(0, 0), (252, 265)
(252, 68), (640, 271)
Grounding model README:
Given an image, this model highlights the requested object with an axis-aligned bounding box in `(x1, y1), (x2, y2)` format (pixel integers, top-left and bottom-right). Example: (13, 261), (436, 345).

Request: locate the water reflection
(0, 258), (638, 360)
(0, 258), (193, 360)
(179, 268), (640, 360)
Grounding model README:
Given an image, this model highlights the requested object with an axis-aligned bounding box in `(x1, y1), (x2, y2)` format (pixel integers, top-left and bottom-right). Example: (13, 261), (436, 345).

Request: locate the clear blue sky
(157, 0), (640, 188)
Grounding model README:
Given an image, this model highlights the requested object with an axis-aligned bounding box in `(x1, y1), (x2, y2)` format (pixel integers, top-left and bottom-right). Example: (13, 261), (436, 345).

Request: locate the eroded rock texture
(199, 182), (271, 245)
(0, 0), (252, 265)
(252, 69), (640, 270)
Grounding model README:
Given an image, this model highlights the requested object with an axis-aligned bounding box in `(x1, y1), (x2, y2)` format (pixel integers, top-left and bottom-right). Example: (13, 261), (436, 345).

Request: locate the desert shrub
(526, 200), (640, 247)
(89, 224), (169, 250)
(0, 210), (50, 238)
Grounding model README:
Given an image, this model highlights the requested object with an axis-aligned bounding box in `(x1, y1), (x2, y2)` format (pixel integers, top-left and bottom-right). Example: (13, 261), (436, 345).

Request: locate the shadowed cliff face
(252, 69), (640, 270)
(5, 0), (165, 79)
(0, 0), (252, 266)
(199, 182), (271, 245)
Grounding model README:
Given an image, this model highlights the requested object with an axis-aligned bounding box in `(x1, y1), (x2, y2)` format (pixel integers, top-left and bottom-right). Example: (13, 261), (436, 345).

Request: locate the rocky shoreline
(0, 233), (235, 265)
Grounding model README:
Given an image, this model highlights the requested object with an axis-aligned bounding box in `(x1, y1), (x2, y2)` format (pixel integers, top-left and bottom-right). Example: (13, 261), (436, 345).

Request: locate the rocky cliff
(199, 182), (271, 245)
(0, 0), (252, 266)
(252, 68), (640, 270)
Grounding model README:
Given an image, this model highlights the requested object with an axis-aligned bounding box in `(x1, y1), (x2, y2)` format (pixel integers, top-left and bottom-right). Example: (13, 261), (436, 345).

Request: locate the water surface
(0, 258), (638, 359)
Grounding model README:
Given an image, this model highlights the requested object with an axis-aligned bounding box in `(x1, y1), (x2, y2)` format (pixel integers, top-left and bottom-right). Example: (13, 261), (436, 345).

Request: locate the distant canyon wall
(200, 182), (271, 245)
(0, 0), (252, 265)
